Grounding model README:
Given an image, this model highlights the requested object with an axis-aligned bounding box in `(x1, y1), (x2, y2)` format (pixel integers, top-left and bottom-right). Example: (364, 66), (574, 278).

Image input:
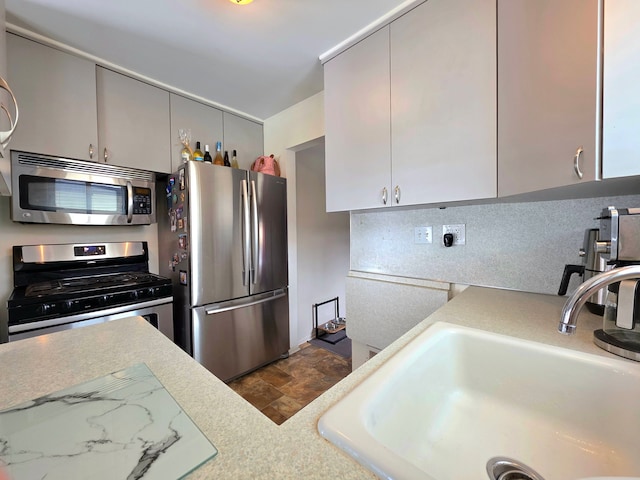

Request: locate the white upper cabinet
(497, 0), (599, 197)
(324, 0), (496, 212)
(391, 0), (496, 206)
(169, 93), (223, 172)
(7, 34), (99, 161)
(222, 112), (264, 171)
(96, 66), (171, 173)
(602, 0), (640, 179)
(324, 26), (391, 212)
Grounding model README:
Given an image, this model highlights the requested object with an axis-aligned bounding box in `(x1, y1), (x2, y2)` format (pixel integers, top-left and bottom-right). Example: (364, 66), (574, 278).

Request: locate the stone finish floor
(228, 343), (352, 425)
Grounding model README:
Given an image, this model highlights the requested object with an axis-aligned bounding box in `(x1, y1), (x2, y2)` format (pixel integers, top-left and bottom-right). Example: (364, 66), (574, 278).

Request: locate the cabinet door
(223, 112), (263, 171)
(391, 0), (497, 206)
(0, 0), (11, 196)
(169, 93), (223, 171)
(97, 66), (171, 173)
(602, 0), (640, 178)
(7, 34), (99, 161)
(324, 26), (391, 212)
(498, 0), (599, 196)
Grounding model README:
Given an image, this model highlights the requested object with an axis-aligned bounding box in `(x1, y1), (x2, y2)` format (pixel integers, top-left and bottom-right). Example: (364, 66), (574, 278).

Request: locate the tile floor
(228, 343), (352, 425)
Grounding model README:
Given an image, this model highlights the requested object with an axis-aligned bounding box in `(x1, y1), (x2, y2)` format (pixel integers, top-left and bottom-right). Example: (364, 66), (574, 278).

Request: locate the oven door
(11, 150), (155, 225)
(8, 300), (173, 342)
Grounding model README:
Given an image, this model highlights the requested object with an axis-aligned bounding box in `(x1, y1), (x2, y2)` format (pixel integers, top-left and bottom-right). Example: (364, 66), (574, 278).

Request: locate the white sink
(318, 322), (640, 480)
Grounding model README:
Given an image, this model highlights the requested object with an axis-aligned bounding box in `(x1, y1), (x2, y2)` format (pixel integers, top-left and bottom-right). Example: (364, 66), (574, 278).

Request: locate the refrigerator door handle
(205, 290), (287, 315)
(250, 179), (259, 285)
(241, 179), (251, 286)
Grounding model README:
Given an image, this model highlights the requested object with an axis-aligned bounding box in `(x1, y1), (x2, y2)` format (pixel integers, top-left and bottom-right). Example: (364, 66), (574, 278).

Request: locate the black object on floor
(310, 333), (352, 359)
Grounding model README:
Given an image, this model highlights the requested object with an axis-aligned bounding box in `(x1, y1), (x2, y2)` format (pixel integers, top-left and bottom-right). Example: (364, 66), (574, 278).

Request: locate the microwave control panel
(133, 187), (152, 215)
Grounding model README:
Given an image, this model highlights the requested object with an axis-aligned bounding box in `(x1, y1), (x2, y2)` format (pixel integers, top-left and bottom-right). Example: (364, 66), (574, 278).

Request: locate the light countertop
(0, 286), (635, 479)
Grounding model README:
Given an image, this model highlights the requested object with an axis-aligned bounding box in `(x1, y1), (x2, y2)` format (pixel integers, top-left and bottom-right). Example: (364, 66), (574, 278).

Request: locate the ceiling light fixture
(230, 0), (254, 4)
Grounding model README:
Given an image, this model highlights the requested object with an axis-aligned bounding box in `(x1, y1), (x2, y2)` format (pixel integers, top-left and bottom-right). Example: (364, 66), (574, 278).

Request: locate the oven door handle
(126, 180), (134, 224)
(8, 297), (172, 333)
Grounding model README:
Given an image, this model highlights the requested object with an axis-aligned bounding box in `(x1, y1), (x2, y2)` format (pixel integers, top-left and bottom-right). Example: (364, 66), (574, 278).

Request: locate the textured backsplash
(350, 194), (640, 295)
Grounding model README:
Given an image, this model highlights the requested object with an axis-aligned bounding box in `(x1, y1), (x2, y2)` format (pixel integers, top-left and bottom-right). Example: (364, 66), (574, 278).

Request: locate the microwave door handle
(241, 179), (251, 286)
(126, 181), (133, 224)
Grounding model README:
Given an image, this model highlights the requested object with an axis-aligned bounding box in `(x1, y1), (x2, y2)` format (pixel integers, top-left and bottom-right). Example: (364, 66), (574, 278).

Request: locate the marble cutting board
(0, 363), (217, 479)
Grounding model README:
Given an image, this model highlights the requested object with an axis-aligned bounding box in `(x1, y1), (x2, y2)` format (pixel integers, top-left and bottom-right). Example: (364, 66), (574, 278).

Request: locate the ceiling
(6, 0), (411, 121)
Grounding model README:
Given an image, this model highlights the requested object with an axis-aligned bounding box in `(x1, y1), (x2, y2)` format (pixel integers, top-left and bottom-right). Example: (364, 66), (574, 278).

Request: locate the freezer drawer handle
(205, 290), (287, 315)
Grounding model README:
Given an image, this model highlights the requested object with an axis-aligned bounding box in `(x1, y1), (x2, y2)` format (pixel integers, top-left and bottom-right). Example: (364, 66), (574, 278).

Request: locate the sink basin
(318, 322), (640, 480)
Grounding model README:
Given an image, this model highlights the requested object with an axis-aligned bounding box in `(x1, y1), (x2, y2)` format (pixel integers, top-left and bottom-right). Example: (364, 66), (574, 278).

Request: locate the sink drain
(486, 457), (545, 480)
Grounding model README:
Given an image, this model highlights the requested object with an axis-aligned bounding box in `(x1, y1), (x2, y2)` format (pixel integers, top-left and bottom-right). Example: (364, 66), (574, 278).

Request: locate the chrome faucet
(559, 265), (640, 334)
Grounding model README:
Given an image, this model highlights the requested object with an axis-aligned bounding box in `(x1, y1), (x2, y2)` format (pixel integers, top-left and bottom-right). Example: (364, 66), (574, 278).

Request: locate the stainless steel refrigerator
(158, 161), (289, 382)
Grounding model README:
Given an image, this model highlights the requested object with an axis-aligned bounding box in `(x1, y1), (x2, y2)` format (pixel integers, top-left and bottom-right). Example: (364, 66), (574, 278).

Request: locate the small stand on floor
(313, 297), (347, 345)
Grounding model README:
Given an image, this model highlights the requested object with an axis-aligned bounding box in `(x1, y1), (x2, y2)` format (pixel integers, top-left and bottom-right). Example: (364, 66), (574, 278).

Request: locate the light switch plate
(414, 226), (432, 244)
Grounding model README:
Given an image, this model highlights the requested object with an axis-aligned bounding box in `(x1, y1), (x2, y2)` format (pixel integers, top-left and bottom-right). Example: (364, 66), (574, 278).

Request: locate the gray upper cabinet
(169, 93), (223, 172)
(391, 0), (496, 206)
(96, 66), (171, 173)
(602, 0), (640, 179)
(7, 34), (99, 161)
(497, 0), (599, 197)
(324, 26), (391, 212)
(222, 112), (264, 171)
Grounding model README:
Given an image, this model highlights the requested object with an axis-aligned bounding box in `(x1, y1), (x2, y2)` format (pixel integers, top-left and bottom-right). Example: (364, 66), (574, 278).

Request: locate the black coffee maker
(558, 228), (609, 315)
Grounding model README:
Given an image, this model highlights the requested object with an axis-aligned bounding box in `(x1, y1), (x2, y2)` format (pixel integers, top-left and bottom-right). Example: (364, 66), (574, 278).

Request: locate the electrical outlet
(414, 226), (432, 244)
(442, 224), (466, 245)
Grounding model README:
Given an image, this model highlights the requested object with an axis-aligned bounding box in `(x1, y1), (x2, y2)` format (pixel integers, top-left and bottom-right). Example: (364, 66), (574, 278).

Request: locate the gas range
(5, 242), (173, 342)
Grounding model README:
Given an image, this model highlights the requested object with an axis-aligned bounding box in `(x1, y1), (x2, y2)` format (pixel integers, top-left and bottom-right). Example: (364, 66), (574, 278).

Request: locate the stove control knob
(40, 303), (52, 314)
(98, 295), (109, 306)
(64, 300), (75, 312)
(130, 290), (139, 301)
(147, 287), (157, 297)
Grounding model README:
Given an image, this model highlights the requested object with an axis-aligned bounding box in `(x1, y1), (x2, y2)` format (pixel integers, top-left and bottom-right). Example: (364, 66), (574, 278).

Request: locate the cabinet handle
(394, 185), (401, 204)
(89, 144), (94, 159)
(573, 146), (584, 179)
(382, 187), (388, 205)
(103, 147), (109, 163)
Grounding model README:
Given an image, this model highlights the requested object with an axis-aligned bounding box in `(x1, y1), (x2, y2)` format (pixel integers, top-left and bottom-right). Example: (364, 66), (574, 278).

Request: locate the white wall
(296, 142), (350, 340)
(263, 91), (330, 349)
(0, 196), (159, 326)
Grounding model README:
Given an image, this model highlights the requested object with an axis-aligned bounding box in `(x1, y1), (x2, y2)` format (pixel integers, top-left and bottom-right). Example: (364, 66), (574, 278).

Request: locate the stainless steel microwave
(11, 151), (156, 225)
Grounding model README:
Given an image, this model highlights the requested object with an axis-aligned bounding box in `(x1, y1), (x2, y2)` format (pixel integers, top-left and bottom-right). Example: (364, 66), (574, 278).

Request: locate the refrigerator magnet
(180, 192), (185, 203)
(178, 234), (188, 250)
(170, 211), (177, 232)
(179, 270), (187, 286)
(177, 218), (184, 230)
(179, 170), (185, 190)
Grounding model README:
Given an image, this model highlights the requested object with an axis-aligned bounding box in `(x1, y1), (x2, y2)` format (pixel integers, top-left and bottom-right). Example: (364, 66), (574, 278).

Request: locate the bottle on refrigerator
(181, 144), (193, 163)
(193, 142), (204, 162)
(203, 145), (213, 164)
(213, 141), (224, 166)
(231, 150), (239, 169)
(223, 151), (231, 167)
